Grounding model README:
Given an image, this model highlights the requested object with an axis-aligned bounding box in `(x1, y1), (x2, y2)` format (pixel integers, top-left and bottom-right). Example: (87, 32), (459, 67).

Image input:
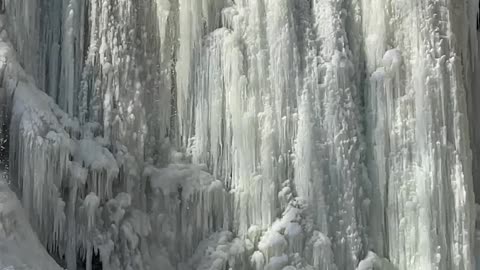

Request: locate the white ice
(0, 0), (479, 270)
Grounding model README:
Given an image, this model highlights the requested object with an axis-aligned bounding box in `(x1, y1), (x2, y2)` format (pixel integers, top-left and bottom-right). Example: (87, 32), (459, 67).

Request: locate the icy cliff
(0, 0), (479, 270)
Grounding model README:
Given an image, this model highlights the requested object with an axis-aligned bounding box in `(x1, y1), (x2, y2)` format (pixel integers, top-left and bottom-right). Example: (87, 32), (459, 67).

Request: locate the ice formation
(0, 171), (62, 270)
(0, 0), (478, 270)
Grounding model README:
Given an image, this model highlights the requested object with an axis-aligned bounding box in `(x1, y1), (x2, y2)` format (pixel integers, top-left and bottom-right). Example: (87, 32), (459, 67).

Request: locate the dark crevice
(81, 250), (103, 270)
(477, 0), (480, 30)
(0, 88), (8, 171)
(473, 1), (480, 204)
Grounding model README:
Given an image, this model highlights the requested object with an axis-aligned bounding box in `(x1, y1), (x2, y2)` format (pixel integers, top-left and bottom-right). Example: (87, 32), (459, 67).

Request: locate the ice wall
(1, 0), (479, 270)
(364, 1), (478, 269)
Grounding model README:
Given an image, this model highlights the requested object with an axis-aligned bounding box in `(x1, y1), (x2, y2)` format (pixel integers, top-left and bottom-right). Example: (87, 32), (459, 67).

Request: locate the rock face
(0, 0), (479, 270)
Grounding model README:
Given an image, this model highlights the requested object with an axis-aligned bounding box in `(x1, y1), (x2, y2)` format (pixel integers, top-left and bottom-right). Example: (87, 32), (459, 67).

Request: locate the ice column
(364, 0), (477, 269)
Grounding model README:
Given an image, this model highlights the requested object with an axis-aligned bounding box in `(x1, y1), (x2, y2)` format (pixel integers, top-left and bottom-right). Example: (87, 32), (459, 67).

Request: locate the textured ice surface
(0, 0), (479, 270)
(0, 172), (62, 270)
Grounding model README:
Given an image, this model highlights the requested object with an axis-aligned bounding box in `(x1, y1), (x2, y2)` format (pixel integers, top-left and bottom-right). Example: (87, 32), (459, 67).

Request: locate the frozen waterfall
(0, 0), (478, 269)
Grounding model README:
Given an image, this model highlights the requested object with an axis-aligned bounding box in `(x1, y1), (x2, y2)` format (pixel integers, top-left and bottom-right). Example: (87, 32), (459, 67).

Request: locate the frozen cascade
(0, 0), (478, 270)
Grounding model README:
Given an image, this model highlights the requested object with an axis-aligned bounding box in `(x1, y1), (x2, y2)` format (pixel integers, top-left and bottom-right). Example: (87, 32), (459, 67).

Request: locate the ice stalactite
(145, 163), (227, 261)
(5, 0), (86, 114)
(309, 1), (367, 268)
(176, 0), (225, 147)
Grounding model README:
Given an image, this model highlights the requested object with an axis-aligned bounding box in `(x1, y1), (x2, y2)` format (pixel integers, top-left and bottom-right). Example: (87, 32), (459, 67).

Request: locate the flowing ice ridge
(0, 0), (479, 270)
(365, 1), (478, 269)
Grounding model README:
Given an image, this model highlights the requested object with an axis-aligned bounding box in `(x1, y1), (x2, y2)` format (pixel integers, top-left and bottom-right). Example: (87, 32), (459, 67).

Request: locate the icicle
(251, 251), (265, 270)
(84, 192), (100, 230)
(86, 245), (92, 270)
(66, 182), (78, 270)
